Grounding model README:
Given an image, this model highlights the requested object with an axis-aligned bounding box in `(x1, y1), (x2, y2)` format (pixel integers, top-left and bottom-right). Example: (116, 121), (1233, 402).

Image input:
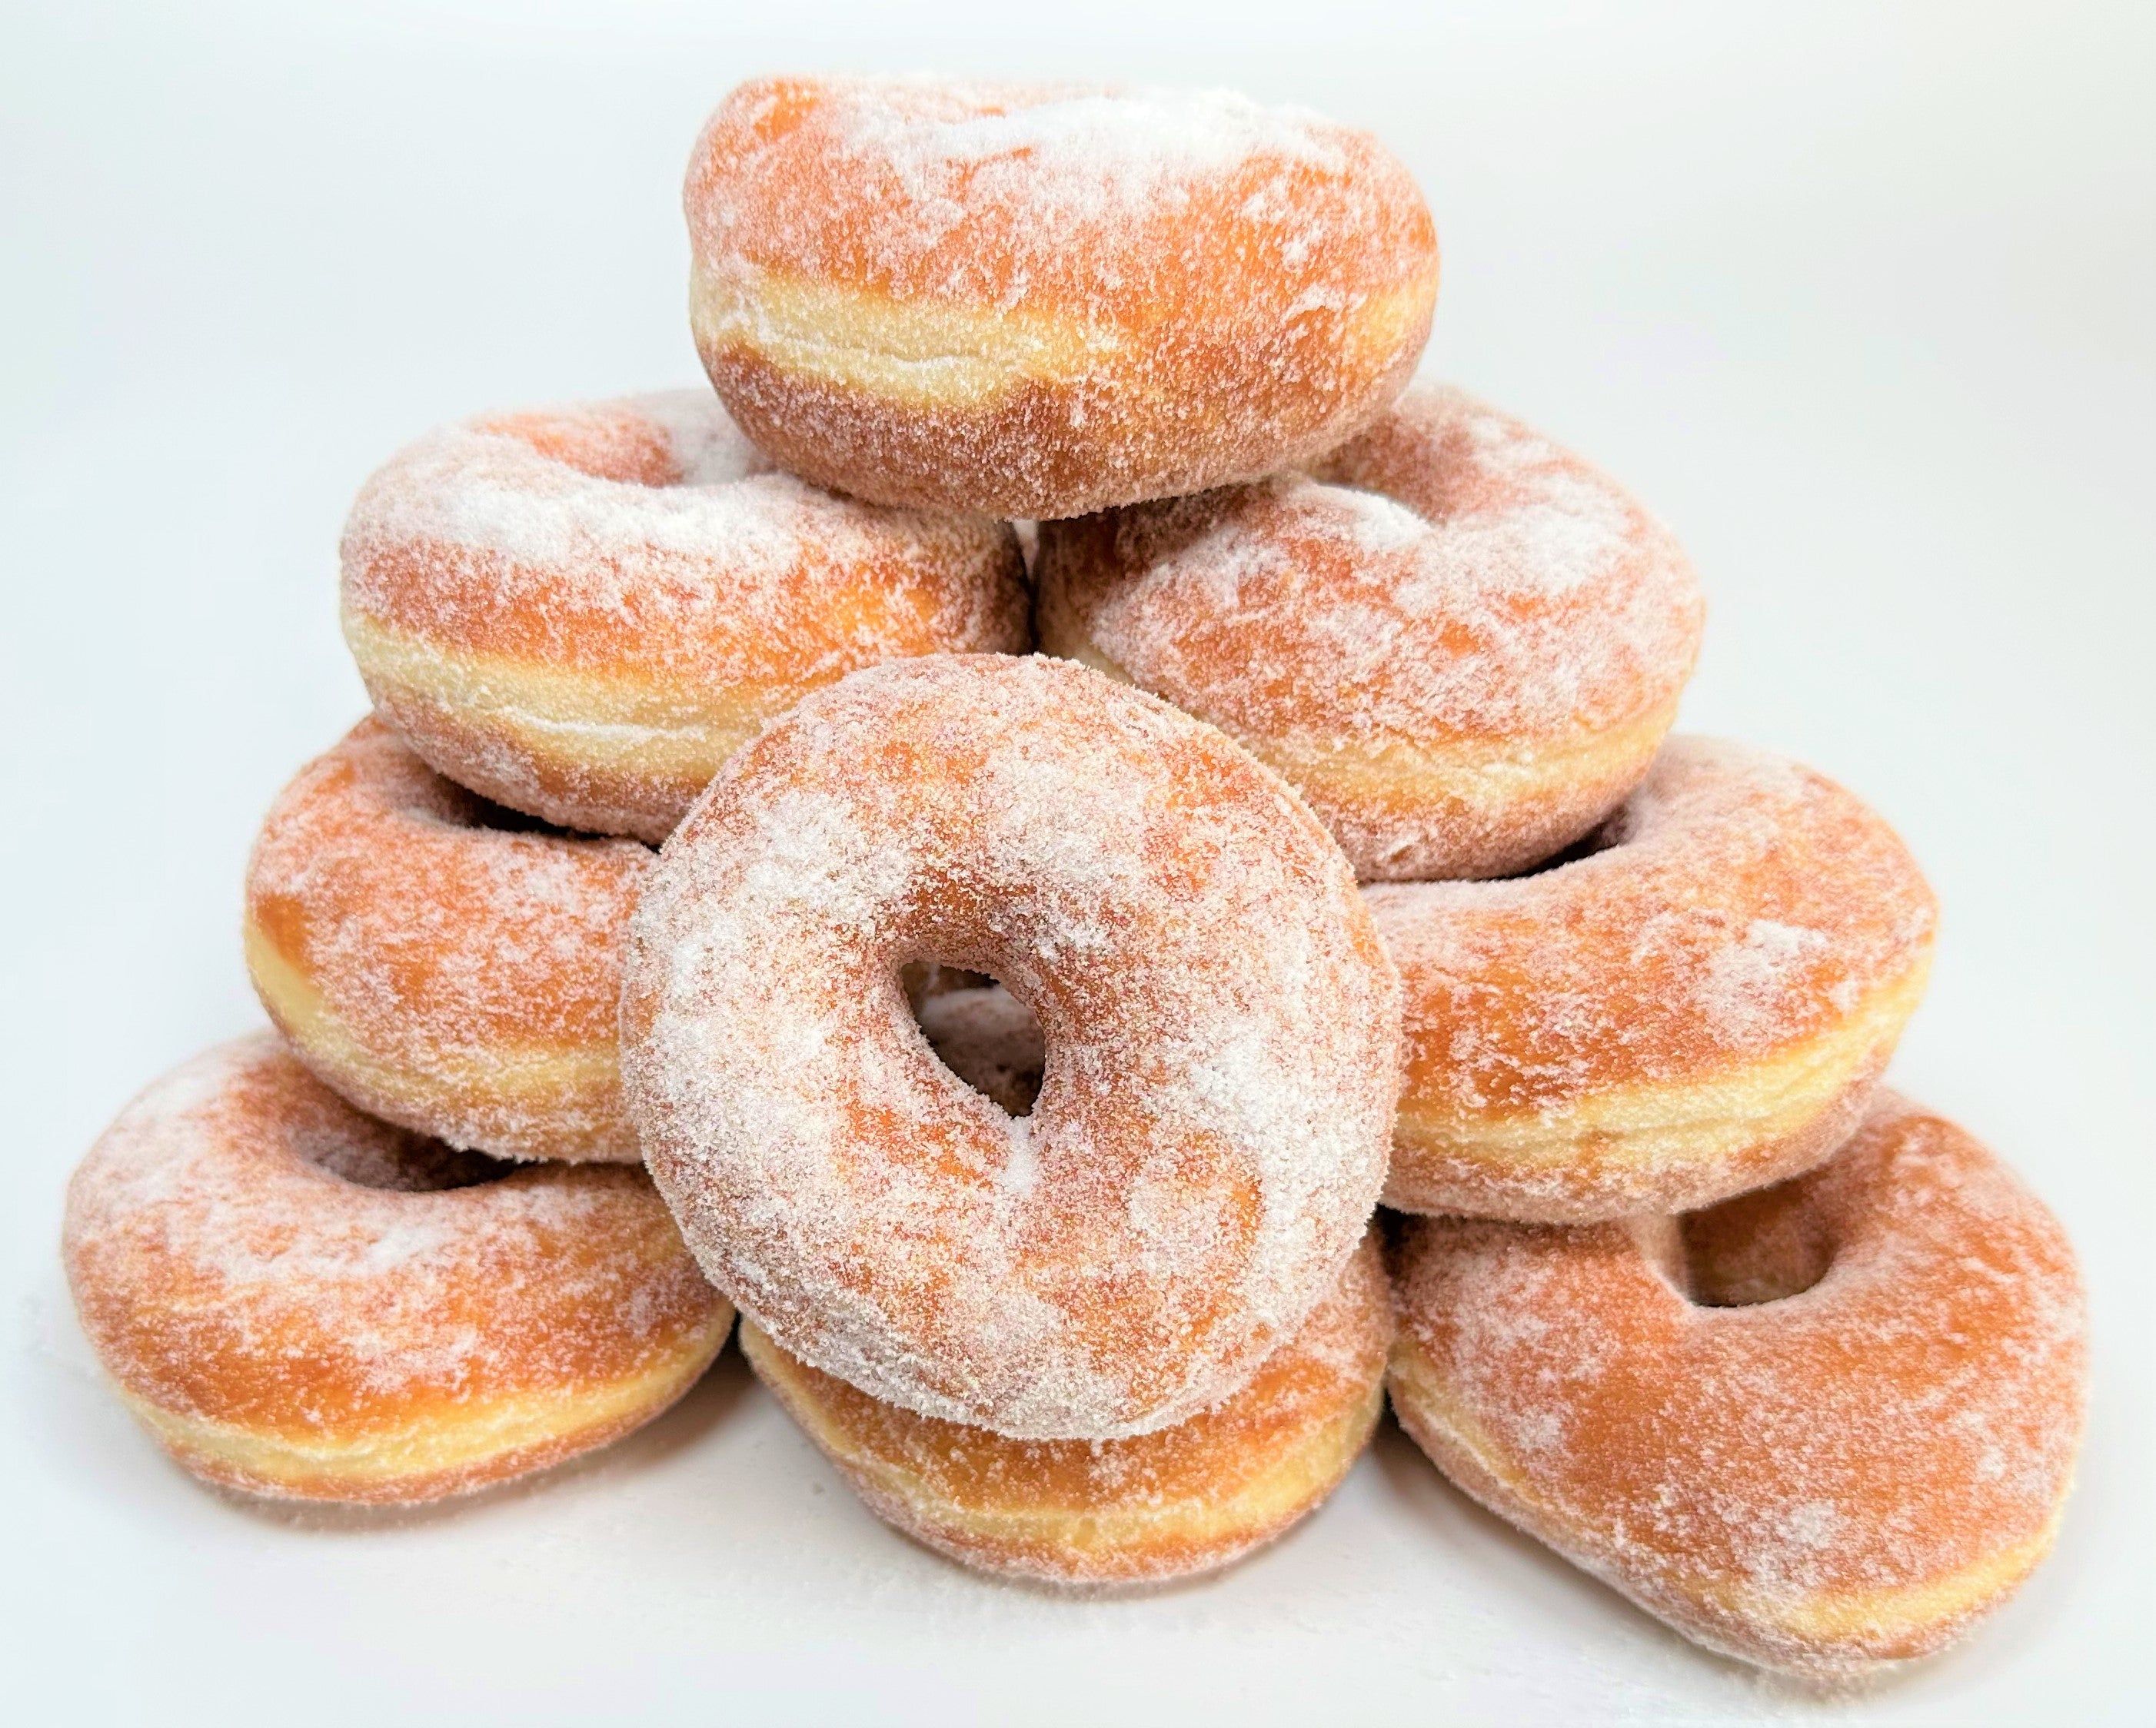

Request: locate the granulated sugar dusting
(684, 78), (1439, 517)
(1034, 384), (1702, 879)
(621, 653), (1400, 1441)
(1043, 384), (1703, 745)
(689, 78), (1420, 318)
(341, 390), (1026, 681)
(1389, 1095), (2088, 1676)
(63, 1036), (720, 1429)
(339, 388), (1029, 836)
(245, 720), (650, 1161)
(1367, 736), (1937, 1109)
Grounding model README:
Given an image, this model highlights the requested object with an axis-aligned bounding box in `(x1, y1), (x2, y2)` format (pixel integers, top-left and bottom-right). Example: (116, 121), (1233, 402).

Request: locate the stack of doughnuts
(61, 73), (2084, 1680)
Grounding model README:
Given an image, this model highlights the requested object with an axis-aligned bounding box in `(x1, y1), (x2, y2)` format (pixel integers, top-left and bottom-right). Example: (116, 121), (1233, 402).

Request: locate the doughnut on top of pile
(686, 77), (1440, 517)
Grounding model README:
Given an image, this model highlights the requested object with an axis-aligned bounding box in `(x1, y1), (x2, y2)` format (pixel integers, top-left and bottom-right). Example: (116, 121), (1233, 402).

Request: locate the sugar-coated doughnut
(686, 78), (1439, 518)
(62, 1036), (733, 1504)
(1366, 737), (1935, 1223)
(621, 653), (1400, 1440)
(245, 720), (648, 1162)
(1036, 385), (1704, 879)
(743, 1233), (1391, 1585)
(341, 390), (1028, 840)
(1387, 1095), (2087, 1676)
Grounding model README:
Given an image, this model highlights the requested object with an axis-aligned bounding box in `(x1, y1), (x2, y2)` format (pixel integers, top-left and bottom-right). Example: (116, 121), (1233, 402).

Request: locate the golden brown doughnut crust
(686, 78), (1439, 517)
(742, 1235), (1391, 1585)
(62, 1036), (733, 1504)
(621, 654), (1400, 1441)
(1036, 384), (1704, 880)
(245, 720), (649, 1162)
(1387, 1095), (2087, 1676)
(1366, 737), (1936, 1222)
(341, 390), (1028, 840)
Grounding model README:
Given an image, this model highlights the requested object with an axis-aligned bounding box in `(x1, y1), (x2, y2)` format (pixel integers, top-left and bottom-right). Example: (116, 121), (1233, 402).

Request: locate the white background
(4, 2), (2151, 1722)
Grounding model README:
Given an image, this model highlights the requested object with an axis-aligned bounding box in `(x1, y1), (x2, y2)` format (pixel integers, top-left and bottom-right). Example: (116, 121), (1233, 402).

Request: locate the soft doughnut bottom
(244, 919), (632, 1164)
(739, 1238), (1392, 1585)
(118, 1318), (731, 1505)
(1385, 965), (1927, 1222)
(1039, 630), (1676, 881)
(1387, 1341), (2066, 1678)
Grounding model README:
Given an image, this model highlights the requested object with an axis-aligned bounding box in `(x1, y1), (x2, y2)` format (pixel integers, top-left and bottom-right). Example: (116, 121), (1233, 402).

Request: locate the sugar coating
(62, 1037), (724, 1428)
(342, 389), (1020, 624)
(690, 78), (1429, 317)
(686, 78), (1439, 516)
(1035, 384), (1703, 877)
(1049, 384), (1701, 740)
(1389, 1095), (2088, 1676)
(245, 720), (651, 1161)
(340, 389), (1028, 836)
(817, 82), (1348, 251)
(1366, 736), (1937, 1119)
(620, 654), (1401, 1440)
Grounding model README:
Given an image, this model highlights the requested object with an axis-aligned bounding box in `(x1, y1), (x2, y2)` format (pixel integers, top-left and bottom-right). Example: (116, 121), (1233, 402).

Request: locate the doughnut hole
(470, 407), (683, 487)
(1494, 819), (1628, 882)
(409, 782), (594, 841)
(1643, 1175), (1838, 1309)
(907, 972), (1047, 1120)
(281, 1084), (512, 1194)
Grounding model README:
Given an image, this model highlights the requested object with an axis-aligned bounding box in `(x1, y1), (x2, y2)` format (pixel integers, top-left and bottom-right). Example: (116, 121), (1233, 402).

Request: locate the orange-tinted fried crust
(341, 390), (1029, 839)
(1036, 386), (1703, 879)
(621, 654), (1400, 1441)
(1366, 737), (1936, 1221)
(245, 720), (649, 1161)
(1387, 1095), (2086, 1676)
(63, 1037), (733, 1504)
(686, 79), (1439, 517)
(744, 1235), (1392, 1583)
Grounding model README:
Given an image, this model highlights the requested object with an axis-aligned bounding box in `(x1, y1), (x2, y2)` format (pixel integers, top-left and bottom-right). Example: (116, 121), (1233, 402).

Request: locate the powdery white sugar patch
(632, 387), (770, 484)
(1698, 919), (1834, 1045)
(345, 391), (807, 582)
(694, 78), (1406, 300)
(843, 85), (1349, 228)
(341, 388), (1026, 674)
(245, 723), (648, 1077)
(621, 654), (1400, 1440)
(1061, 384), (1703, 743)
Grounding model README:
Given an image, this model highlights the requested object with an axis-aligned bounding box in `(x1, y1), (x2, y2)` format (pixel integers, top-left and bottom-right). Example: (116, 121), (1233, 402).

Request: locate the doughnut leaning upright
(619, 654), (1402, 1441)
(685, 78), (1439, 517)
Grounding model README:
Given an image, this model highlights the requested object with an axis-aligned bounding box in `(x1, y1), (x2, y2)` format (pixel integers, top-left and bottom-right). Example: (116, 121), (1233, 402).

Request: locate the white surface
(4, 3), (2152, 1722)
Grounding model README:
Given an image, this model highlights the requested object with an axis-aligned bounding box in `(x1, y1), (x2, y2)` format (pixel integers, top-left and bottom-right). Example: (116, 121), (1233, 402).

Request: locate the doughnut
(341, 389), (1028, 840)
(913, 983), (1047, 1118)
(245, 720), (649, 1163)
(742, 1233), (1391, 1585)
(620, 653), (1400, 1439)
(685, 78), (1439, 519)
(1036, 384), (1705, 879)
(1366, 737), (1936, 1223)
(1387, 1094), (2087, 1676)
(62, 1035), (733, 1504)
